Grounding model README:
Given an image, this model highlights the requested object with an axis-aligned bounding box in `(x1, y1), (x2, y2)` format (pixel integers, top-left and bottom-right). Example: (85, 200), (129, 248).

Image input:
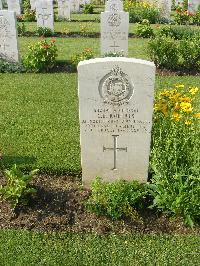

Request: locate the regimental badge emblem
(107, 13), (121, 27)
(99, 66), (134, 105)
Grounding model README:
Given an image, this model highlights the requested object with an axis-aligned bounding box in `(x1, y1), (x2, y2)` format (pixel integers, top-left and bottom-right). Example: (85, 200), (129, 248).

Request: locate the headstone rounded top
(78, 57), (155, 69)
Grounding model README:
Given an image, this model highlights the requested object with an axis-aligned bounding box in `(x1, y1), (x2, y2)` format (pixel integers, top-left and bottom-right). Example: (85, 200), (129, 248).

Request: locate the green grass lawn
(18, 37), (149, 61)
(0, 74), (199, 173)
(0, 230), (200, 265)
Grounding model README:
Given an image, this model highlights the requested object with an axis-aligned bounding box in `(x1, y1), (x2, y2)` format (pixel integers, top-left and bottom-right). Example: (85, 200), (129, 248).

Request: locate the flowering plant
(23, 39), (58, 72)
(124, 0), (160, 23)
(149, 84), (200, 226)
(71, 48), (94, 68)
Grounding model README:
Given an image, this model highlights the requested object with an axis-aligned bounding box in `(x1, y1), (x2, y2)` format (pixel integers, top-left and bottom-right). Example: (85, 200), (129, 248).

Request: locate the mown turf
(18, 37), (149, 61)
(0, 230), (199, 265)
(0, 74), (199, 173)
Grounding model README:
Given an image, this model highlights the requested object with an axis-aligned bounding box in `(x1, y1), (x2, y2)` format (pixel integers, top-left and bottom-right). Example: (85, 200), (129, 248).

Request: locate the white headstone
(0, 10), (19, 62)
(58, 0), (70, 20)
(70, 0), (80, 13)
(36, 0), (54, 30)
(158, 0), (172, 19)
(0, 0), (2, 10)
(188, 0), (200, 12)
(7, 0), (21, 15)
(105, 0), (123, 12)
(30, 0), (36, 10)
(101, 3), (129, 56)
(78, 58), (156, 187)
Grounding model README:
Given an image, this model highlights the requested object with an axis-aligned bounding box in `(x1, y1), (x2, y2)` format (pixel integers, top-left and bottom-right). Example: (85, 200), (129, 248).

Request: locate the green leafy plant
(17, 22), (27, 36)
(23, 10), (36, 22)
(135, 19), (154, 38)
(150, 84), (200, 227)
(103, 51), (126, 57)
(83, 4), (94, 14)
(0, 164), (38, 208)
(23, 39), (58, 72)
(71, 48), (94, 67)
(86, 177), (148, 220)
(0, 59), (25, 73)
(124, 0), (160, 23)
(157, 25), (200, 40)
(148, 36), (179, 69)
(36, 27), (53, 37)
(148, 36), (200, 71)
(179, 37), (200, 70)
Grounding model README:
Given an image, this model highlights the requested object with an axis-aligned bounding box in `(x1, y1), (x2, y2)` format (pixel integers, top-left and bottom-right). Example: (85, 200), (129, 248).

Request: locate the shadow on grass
(0, 155), (37, 171)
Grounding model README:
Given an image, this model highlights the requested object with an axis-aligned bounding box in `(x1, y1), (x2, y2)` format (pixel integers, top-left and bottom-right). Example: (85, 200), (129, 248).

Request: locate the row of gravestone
(0, 1), (157, 187)
(0, 0), (129, 62)
(0, 0), (92, 21)
(147, 0), (200, 15)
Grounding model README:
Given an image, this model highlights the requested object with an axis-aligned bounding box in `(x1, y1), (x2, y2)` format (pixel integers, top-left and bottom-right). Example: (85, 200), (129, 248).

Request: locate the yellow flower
(180, 102), (193, 113)
(179, 97), (191, 103)
(172, 112), (182, 121)
(175, 84), (184, 89)
(194, 113), (200, 119)
(154, 102), (168, 116)
(185, 120), (192, 125)
(189, 87), (198, 95)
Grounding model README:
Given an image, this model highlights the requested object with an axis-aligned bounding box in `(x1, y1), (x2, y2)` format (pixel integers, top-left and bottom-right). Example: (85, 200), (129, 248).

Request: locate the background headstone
(58, 0), (70, 20)
(158, 0), (172, 19)
(30, 0), (36, 10)
(105, 0), (123, 12)
(0, 10), (19, 62)
(101, 1), (129, 56)
(36, 0), (54, 30)
(78, 58), (156, 187)
(188, 0), (200, 12)
(7, 0), (21, 15)
(70, 0), (80, 13)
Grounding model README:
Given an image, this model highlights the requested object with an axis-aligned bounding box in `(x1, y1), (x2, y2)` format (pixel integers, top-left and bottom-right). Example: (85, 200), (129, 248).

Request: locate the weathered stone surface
(105, 0), (123, 12)
(36, 0), (54, 30)
(58, 0), (70, 20)
(188, 0), (200, 12)
(30, 0), (36, 10)
(78, 58), (156, 187)
(0, 10), (19, 62)
(70, 0), (80, 13)
(158, 0), (172, 19)
(101, 11), (129, 56)
(7, 0), (21, 15)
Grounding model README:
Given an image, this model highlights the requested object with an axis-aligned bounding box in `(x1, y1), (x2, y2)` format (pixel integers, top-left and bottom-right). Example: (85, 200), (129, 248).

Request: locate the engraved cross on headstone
(110, 41), (120, 52)
(38, 8), (51, 26)
(103, 135), (127, 170)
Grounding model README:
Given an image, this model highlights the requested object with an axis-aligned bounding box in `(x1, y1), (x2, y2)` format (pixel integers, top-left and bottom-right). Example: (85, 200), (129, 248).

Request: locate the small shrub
(83, 4), (94, 14)
(23, 10), (36, 22)
(71, 48), (94, 67)
(86, 177), (148, 220)
(0, 164), (38, 208)
(135, 19), (154, 38)
(158, 25), (200, 40)
(148, 36), (179, 69)
(150, 84), (200, 227)
(174, 7), (190, 25)
(179, 38), (200, 70)
(23, 39), (58, 72)
(124, 0), (160, 24)
(36, 27), (53, 37)
(103, 51), (125, 57)
(17, 22), (27, 36)
(0, 59), (25, 73)
(193, 11), (200, 25)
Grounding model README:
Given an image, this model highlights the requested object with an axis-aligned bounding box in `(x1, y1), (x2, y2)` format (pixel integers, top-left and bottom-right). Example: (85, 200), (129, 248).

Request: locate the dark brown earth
(0, 174), (200, 235)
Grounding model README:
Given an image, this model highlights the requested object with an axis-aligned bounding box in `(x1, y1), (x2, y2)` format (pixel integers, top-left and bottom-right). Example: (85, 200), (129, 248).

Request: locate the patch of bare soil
(0, 175), (199, 235)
